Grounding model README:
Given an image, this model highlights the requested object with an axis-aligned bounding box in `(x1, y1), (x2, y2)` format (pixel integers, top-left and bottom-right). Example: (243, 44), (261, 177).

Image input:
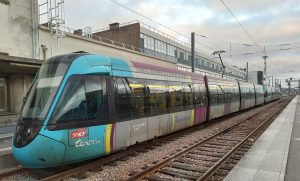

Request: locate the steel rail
(197, 98), (291, 181)
(126, 97), (291, 181)
(8, 97), (287, 181)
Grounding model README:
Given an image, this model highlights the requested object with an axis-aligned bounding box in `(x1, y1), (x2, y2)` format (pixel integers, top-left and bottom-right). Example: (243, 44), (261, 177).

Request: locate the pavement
(0, 114), (16, 150)
(284, 96), (300, 181)
(224, 96), (298, 181)
(0, 114), (17, 169)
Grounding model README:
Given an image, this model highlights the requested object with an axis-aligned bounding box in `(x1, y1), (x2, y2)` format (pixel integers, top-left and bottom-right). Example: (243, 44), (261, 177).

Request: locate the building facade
(0, 0), (40, 113)
(93, 21), (246, 80)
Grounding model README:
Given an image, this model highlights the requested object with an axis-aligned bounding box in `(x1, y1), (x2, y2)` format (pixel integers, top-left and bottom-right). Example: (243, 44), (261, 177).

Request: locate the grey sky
(61, 0), (300, 87)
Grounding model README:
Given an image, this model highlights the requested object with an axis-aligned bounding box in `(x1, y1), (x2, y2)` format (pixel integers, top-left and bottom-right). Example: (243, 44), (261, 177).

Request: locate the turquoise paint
(13, 54), (134, 167)
(12, 135), (65, 168)
(63, 125), (107, 162)
(37, 54), (132, 164)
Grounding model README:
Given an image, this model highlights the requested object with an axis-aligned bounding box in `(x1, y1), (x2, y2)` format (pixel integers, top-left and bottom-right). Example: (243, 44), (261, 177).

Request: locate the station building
(0, 0), (246, 115)
(93, 21), (246, 80)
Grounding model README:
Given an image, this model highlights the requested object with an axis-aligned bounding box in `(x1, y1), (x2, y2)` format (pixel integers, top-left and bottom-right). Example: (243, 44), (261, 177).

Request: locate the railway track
(0, 97), (291, 181)
(126, 97), (292, 181)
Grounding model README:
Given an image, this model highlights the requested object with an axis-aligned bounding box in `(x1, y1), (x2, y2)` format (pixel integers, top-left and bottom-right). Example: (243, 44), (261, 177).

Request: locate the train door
(113, 77), (131, 150)
(127, 78), (148, 145)
(146, 80), (167, 138)
(167, 82), (186, 132)
(0, 78), (7, 112)
(193, 83), (207, 124)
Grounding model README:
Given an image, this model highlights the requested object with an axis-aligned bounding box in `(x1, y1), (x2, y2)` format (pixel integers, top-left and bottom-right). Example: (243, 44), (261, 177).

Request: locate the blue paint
(13, 54), (134, 167)
(12, 135), (65, 168)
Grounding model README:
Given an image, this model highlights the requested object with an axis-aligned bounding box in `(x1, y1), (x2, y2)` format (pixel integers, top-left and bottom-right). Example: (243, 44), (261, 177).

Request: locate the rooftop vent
(74, 29), (83, 36)
(109, 22), (120, 30)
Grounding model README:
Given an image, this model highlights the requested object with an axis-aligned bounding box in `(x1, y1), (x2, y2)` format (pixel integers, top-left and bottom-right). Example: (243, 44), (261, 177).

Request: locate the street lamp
(212, 50), (226, 78)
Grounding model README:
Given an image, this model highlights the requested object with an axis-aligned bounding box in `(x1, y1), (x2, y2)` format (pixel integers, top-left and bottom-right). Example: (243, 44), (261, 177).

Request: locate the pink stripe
(131, 61), (205, 81)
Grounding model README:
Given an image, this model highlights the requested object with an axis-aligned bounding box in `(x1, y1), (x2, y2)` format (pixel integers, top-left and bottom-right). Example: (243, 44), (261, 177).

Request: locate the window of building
(179, 52), (184, 61)
(155, 39), (161, 53)
(162, 41), (167, 54)
(167, 44), (175, 56)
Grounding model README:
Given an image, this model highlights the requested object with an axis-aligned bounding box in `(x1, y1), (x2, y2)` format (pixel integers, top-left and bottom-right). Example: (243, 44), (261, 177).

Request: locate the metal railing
(39, 22), (246, 80)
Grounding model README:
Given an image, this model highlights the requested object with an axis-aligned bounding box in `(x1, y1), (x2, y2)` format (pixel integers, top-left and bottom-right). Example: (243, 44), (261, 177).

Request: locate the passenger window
(115, 78), (131, 121)
(199, 83), (207, 106)
(85, 76), (104, 120)
(168, 82), (183, 112)
(51, 75), (107, 124)
(128, 78), (146, 118)
(147, 80), (167, 115)
(52, 76), (87, 122)
(193, 84), (201, 106)
(183, 83), (193, 109)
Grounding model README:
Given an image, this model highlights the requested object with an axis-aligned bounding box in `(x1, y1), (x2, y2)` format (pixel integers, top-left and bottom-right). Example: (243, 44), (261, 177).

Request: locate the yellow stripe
(105, 124), (112, 155)
(191, 109), (195, 125)
(171, 114), (175, 129)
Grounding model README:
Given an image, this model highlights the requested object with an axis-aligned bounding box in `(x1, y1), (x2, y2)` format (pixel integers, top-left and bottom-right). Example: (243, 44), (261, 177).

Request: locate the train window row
(114, 77), (207, 122)
(208, 84), (240, 106)
(50, 75), (207, 125)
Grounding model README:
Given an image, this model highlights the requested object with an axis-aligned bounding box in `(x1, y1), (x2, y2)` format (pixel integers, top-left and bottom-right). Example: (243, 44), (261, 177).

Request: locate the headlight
(13, 118), (42, 148)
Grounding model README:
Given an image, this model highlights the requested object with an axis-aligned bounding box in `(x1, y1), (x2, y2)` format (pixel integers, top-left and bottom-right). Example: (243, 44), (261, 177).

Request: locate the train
(12, 52), (281, 168)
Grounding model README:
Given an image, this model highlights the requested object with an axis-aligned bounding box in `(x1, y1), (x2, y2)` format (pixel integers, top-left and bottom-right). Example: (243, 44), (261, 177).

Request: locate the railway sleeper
(191, 150), (224, 158)
(170, 162), (209, 173)
(205, 141), (235, 147)
(147, 175), (173, 181)
(176, 158), (214, 167)
(159, 168), (200, 180)
(196, 147), (228, 154)
(213, 168), (230, 177)
(186, 153), (220, 162)
(202, 144), (232, 150)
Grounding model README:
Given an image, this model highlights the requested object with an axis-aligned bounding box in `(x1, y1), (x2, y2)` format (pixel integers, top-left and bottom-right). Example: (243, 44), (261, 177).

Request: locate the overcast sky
(59, 0), (300, 87)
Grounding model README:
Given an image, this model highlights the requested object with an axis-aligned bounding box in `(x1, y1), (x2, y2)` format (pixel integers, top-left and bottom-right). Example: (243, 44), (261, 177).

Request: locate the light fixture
(10, 63), (41, 68)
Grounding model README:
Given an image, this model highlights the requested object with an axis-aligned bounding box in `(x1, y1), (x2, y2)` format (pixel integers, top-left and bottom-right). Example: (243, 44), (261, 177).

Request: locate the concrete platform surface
(285, 96), (300, 181)
(224, 96), (298, 181)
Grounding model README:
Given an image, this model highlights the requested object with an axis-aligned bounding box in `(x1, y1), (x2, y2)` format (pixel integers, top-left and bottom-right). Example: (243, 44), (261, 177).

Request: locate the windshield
(21, 61), (70, 120)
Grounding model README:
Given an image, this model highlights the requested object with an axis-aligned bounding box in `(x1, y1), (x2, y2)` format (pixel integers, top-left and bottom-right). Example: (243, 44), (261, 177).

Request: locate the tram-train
(13, 52), (281, 168)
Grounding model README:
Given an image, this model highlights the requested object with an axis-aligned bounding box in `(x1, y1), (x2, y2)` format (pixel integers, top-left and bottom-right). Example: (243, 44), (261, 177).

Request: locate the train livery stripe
(105, 124), (115, 155)
(110, 124), (115, 153)
(170, 114), (175, 129)
(190, 109), (195, 125)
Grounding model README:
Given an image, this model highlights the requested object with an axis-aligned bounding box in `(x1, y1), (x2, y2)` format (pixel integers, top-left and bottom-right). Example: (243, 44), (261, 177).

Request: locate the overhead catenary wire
(220, 0), (264, 53)
(219, 0), (283, 73)
(109, 0), (217, 53)
(109, 0), (189, 39)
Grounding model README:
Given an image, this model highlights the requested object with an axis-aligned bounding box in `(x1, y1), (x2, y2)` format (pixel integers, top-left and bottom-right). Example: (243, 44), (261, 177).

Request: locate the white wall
(38, 28), (176, 68)
(0, 0), (37, 58)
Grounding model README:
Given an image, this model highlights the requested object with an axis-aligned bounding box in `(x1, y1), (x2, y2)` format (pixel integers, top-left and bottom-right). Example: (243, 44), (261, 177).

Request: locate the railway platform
(0, 114), (16, 169)
(224, 95), (299, 181)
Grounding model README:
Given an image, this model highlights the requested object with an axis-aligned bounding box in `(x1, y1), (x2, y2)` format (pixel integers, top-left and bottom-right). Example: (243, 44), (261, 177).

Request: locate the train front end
(12, 55), (75, 168)
(12, 54), (83, 168)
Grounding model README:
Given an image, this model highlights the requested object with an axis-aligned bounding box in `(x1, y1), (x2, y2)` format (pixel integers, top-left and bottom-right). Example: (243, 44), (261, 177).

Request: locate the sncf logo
(71, 128), (87, 139)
